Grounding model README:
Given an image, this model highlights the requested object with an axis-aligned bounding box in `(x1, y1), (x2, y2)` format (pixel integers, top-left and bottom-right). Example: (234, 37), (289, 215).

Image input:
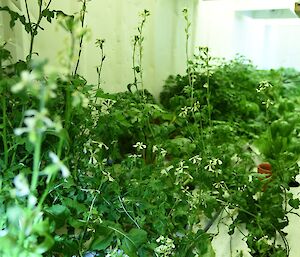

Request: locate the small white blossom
(253, 191), (263, 201)
(179, 106), (190, 117)
(98, 98), (116, 115)
(13, 174), (30, 197)
(262, 99), (274, 109)
(257, 81), (273, 93)
(133, 142), (146, 151)
(128, 154), (142, 159)
(49, 152), (70, 178)
(191, 101), (201, 112)
(160, 148), (167, 157)
(152, 145), (159, 153)
(189, 155), (202, 165)
(175, 160), (189, 175)
(102, 171), (114, 182)
(11, 71), (37, 93)
(161, 165), (174, 176)
(14, 109), (59, 144)
(204, 158), (222, 174)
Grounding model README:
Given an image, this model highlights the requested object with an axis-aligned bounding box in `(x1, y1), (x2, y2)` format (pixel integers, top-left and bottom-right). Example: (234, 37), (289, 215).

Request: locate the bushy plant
(0, 3), (300, 257)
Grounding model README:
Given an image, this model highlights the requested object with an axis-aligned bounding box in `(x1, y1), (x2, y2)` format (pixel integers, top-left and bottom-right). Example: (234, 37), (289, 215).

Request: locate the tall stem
(205, 49), (212, 130)
(30, 134), (42, 194)
(24, 0), (33, 60)
(73, 0), (87, 76)
(1, 98), (8, 168)
(25, 0), (53, 61)
(30, 82), (46, 197)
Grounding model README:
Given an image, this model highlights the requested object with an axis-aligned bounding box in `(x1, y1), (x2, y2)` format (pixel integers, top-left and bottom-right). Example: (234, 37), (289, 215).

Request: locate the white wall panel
(1, 0), (198, 98)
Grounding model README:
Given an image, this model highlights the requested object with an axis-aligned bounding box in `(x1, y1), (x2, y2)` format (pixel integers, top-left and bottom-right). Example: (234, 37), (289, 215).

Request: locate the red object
(257, 163), (272, 191)
(257, 163), (272, 178)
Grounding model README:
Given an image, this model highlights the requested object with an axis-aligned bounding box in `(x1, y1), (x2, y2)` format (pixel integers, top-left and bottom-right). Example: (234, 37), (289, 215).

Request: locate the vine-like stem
(25, 0), (53, 61)
(183, 9), (194, 105)
(118, 196), (140, 229)
(203, 47), (212, 130)
(132, 39), (138, 88)
(30, 132), (42, 195)
(95, 39), (105, 103)
(132, 10), (149, 99)
(73, 0), (87, 76)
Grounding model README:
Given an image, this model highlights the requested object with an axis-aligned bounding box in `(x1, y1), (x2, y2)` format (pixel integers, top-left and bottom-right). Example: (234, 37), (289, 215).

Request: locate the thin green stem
(79, 185), (102, 252)
(204, 50), (212, 131)
(118, 196), (140, 229)
(74, 0), (87, 76)
(138, 32), (144, 98)
(132, 40), (138, 89)
(30, 133), (42, 194)
(1, 98), (8, 168)
(25, 0), (53, 61)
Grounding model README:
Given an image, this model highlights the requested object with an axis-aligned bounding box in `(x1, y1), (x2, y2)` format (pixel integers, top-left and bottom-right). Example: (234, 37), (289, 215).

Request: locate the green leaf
(45, 204), (70, 227)
(42, 9), (55, 23)
(91, 226), (114, 251)
(288, 198), (300, 209)
(121, 228), (147, 257)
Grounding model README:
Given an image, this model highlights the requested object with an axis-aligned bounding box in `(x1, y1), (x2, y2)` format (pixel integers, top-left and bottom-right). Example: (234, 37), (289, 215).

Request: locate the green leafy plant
(1, 3), (300, 257)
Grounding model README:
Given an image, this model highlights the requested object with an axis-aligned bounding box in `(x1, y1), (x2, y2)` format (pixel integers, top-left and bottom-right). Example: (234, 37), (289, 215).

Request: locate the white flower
(102, 171), (114, 182)
(14, 109), (59, 143)
(49, 152), (70, 178)
(179, 106), (190, 117)
(97, 98), (116, 115)
(28, 194), (37, 207)
(161, 165), (174, 175)
(191, 101), (201, 112)
(205, 158), (222, 173)
(262, 99), (274, 109)
(133, 142), (146, 151)
(128, 154), (142, 159)
(160, 148), (167, 157)
(253, 192), (263, 201)
(11, 71), (37, 93)
(155, 236), (175, 256)
(13, 174), (30, 197)
(257, 81), (273, 93)
(152, 145), (159, 153)
(175, 160), (189, 175)
(189, 155), (202, 165)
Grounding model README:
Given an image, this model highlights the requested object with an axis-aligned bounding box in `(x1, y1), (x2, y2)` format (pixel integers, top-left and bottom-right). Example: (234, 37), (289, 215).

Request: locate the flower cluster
(204, 158), (222, 174)
(97, 98), (116, 115)
(256, 80), (273, 93)
(189, 155), (202, 165)
(178, 101), (201, 117)
(14, 109), (62, 144)
(154, 236), (175, 257)
(152, 145), (167, 158)
(83, 139), (109, 165)
(175, 160), (193, 185)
